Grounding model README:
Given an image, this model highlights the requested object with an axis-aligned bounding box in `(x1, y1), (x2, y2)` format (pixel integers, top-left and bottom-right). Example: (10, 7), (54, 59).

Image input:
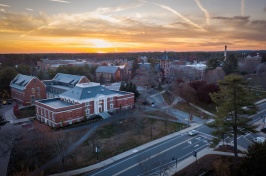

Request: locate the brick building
(160, 51), (170, 78)
(43, 73), (90, 98)
(96, 66), (122, 83)
(10, 74), (46, 105)
(35, 82), (134, 128)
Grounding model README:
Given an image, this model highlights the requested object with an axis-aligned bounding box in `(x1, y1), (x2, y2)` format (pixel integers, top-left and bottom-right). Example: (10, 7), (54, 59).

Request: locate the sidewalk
(5, 108), (33, 125)
(50, 123), (201, 176)
(162, 147), (246, 176)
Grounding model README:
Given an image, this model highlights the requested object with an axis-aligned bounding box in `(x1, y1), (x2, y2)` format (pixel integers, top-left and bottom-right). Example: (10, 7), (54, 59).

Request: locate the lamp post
(95, 145), (100, 162)
(187, 114), (190, 127)
(172, 157), (178, 173)
(193, 151), (197, 165)
(151, 126), (155, 140)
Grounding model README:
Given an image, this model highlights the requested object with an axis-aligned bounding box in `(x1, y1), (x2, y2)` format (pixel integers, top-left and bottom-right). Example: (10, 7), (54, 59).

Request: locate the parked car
(188, 130), (198, 136)
(253, 137), (266, 143)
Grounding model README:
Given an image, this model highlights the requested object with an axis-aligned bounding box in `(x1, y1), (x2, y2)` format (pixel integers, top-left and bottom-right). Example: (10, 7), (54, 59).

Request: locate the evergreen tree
(131, 58), (139, 79)
(236, 141), (266, 176)
(99, 74), (104, 84)
(261, 54), (266, 63)
(222, 54), (238, 75)
(119, 82), (126, 91)
(206, 58), (222, 72)
(110, 75), (115, 83)
(208, 74), (258, 160)
(37, 70), (45, 80)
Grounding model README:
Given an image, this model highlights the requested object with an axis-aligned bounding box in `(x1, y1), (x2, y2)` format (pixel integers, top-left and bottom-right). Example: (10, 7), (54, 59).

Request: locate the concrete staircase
(98, 112), (111, 119)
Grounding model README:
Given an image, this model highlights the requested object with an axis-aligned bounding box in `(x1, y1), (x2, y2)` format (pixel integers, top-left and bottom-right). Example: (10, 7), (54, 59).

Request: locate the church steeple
(160, 51), (170, 78)
(161, 51), (169, 60)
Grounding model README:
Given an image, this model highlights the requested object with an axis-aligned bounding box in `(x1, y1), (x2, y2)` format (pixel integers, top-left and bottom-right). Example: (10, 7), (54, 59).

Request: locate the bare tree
(132, 66), (160, 89)
(127, 108), (145, 138)
(50, 131), (76, 168)
(204, 67), (225, 84)
(178, 83), (196, 104)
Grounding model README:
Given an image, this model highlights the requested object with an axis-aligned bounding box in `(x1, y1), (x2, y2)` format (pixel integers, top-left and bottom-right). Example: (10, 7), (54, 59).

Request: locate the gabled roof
(59, 83), (127, 101)
(53, 73), (85, 85)
(161, 51), (169, 60)
(96, 66), (119, 74)
(10, 74), (35, 90)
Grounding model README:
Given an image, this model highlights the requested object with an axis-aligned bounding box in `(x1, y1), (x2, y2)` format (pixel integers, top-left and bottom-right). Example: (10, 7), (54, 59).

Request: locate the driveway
(0, 102), (21, 176)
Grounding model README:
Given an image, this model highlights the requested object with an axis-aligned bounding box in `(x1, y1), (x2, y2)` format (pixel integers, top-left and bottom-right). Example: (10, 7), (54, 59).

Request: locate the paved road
(83, 102), (266, 176)
(0, 102), (21, 176)
(86, 130), (211, 176)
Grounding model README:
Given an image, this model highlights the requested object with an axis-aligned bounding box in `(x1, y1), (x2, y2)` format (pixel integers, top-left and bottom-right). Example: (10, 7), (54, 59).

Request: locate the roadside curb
(50, 123), (201, 176)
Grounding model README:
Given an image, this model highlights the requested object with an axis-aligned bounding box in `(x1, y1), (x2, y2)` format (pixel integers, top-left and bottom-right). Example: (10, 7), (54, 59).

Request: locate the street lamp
(151, 126), (155, 140)
(172, 157), (178, 173)
(95, 145), (101, 162)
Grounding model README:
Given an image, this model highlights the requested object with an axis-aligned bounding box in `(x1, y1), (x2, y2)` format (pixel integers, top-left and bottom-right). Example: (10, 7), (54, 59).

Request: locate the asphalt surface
(86, 130), (210, 176)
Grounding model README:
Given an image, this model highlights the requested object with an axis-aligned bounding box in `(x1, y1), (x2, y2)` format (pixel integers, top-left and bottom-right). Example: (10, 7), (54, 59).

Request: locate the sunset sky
(0, 0), (265, 53)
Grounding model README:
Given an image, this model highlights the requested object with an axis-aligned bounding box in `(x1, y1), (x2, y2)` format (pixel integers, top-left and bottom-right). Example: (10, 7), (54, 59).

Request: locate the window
(32, 88), (35, 93)
(110, 97), (113, 101)
(36, 87), (40, 93)
(41, 109), (43, 115)
(110, 103), (113, 109)
(48, 111), (50, 119)
(85, 108), (90, 115)
(52, 113), (55, 121)
(85, 102), (90, 106)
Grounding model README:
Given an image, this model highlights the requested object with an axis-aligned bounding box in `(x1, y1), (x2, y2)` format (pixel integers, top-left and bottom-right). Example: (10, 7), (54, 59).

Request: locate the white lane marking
(90, 134), (189, 176)
(112, 138), (196, 176)
(194, 144), (199, 147)
(188, 141), (192, 145)
(139, 144), (208, 176)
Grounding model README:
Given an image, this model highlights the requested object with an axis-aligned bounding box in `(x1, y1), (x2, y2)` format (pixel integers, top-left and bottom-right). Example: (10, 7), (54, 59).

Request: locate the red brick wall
(35, 92), (134, 128)
(78, 77), (90, 84)
(11, 77), (46, 105)
(24, 78), (46, 104)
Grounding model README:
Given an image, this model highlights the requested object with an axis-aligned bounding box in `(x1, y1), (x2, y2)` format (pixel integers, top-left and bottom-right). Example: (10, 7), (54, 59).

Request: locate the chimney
(224, 45), (227, 61)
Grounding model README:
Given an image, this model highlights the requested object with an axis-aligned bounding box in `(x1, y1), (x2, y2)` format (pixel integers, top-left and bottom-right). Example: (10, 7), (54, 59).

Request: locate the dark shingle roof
(53, 73), (84, 84)
(59, 85), (126, 100)
(10, 74), (34, 90)
(96, 66), (119, 74)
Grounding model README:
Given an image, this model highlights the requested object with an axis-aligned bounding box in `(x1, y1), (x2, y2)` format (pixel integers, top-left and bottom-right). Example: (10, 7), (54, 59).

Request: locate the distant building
(96, 66), (122, 83)
(244, 55), (261, 63)
(43, 73), (90, 98)
(10, 74), (46, 105)
(37, 58), (91, 71)
(35, 82), (134, 128)
(160, 51), (170, 78)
